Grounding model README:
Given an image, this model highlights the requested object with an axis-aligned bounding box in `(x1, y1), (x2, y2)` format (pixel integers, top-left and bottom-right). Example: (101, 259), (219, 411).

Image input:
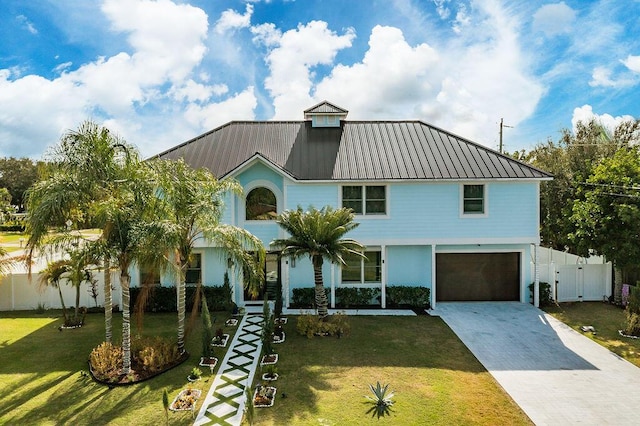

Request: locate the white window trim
(242, 180), (283, 225)
(340, 184), (390, 219)
(340, 249), (382, 284)
(460, 183), (488, 218)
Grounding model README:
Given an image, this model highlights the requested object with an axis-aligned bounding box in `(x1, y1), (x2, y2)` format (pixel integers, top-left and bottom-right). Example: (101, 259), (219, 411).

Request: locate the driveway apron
(435, 302), (640, 426)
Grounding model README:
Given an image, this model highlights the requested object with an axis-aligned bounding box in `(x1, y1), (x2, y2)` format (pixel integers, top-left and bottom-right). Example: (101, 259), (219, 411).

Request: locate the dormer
(304, 101), (348, 128)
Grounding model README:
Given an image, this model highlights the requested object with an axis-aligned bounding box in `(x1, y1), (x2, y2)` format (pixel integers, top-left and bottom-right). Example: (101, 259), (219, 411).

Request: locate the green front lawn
(0, 310), (232, 425)
(254, 315), (530, 425)
(544, 302), (640, 367)
(0, 311), (531, 425)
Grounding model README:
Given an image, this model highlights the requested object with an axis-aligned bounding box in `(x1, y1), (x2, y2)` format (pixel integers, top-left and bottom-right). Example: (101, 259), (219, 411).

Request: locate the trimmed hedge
(386, 286), (431, 309)
(291, 287), (329, 308)
(130, 285), (232, 313)
(335, 287), (380, 308)
(291, 285), (431, 309)
(0, 224), (25, 232)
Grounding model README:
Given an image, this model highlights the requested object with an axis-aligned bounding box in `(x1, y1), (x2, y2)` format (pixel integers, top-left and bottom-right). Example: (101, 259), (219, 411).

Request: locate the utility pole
(499, 118), (513, 154)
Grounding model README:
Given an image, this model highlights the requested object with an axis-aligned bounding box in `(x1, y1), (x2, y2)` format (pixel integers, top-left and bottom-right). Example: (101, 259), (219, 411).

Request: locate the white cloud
(0, 0), (260, 159)
(184, 87), (257, 129)
(532, 2), (576, 37)
(572, 105), (634, 134)
(589, 66), (618, 87)
(623, 55), (640, 73)
(314, 26), (439, 117)
(215, 4), (253, 34)
(16, 15), (38, 34)
(259, 21), (356, 119)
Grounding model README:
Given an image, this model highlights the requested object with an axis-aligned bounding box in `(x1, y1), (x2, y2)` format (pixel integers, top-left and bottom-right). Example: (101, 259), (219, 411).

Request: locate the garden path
(194, 314), (264, 426)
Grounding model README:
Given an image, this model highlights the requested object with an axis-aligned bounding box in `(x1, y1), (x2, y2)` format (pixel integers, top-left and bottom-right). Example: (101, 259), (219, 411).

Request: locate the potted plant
(187, 367), (202, 382)
(262, 364), (278, 381)
(253, 383), (277, 407)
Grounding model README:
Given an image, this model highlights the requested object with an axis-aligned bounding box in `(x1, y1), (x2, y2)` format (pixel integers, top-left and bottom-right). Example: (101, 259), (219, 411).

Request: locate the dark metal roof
(304, 101), (348, 115)
(156, 120), (552, 181)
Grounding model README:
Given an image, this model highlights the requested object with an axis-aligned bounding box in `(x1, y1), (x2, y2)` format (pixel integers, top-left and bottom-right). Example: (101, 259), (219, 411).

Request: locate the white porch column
(381, 245), (386, 309)
(431, 244), (436, 309)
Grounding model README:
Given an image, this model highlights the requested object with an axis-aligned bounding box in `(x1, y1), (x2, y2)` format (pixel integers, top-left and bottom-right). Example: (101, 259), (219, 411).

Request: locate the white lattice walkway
(194, 314), (264, 426)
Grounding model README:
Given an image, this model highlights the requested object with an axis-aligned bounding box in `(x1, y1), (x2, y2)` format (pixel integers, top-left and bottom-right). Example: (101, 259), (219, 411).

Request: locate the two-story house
(137, 101), (551, 309)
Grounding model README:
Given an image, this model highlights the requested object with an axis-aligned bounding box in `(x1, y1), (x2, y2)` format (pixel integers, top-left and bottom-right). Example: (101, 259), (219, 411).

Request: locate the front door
(244, 252), (281, 303)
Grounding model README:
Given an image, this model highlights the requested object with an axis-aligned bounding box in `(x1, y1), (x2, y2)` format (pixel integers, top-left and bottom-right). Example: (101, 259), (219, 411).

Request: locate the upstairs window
(185, 253), (202, 285)
(463, 184), (485, 214)
(246, 187), (277, 220)
(342, 185), (386, 215)
(342, 251), (382, 283)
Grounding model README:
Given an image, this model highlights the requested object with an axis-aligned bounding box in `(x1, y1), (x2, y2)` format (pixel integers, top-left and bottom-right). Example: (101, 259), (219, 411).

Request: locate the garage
(436, 253), (520, 301)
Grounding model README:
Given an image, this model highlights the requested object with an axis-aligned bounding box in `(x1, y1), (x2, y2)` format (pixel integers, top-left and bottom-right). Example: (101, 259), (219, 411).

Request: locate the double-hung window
(462, 184), (485, 215)
(185, 253), (202, 285)
(342, 185), (386, 215)
(341, 251), (382, 284)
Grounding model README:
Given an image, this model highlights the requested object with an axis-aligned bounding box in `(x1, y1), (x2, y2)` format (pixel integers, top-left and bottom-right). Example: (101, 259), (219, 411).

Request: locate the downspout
(534, 244), (540, 308)
(381, 245), (386, 309)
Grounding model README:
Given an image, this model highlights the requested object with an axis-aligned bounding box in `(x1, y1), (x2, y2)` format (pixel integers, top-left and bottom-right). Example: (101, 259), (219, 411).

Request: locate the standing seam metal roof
(155, 120), (552, 181)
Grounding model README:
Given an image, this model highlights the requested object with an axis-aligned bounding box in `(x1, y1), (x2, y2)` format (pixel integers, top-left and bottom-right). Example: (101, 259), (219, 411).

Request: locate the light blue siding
(245, 223), (280, 247)
(386, 245), (432, 287)
(285, 184), (338, 210)
(351, 182), (538, 241)
(236, 162), (284, 193)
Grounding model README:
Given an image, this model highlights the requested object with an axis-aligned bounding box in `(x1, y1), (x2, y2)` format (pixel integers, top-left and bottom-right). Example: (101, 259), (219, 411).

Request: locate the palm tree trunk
(313, 255), (329, 319)
(57, 285), (68, 324)
(177, 259), (187, 353)
(121, 272), (132, 374)
(104, 263), (112, 343)
(74, 284), (81, 322)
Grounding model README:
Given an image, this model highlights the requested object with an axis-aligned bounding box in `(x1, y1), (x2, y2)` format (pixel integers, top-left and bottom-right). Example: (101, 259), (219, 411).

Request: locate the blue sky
(1, 0), (639, 159)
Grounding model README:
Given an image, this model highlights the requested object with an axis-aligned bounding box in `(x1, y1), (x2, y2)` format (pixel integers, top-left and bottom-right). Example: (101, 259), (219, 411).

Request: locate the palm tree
(142, 158), (265, 353)
(271, 206), (365, 319)
(39, 259), (70, 324)
(25, 120), (151, 374)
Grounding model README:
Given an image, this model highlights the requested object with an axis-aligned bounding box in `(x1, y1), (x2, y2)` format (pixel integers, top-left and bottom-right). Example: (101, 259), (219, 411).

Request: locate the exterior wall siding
(386, 245), (432, 287)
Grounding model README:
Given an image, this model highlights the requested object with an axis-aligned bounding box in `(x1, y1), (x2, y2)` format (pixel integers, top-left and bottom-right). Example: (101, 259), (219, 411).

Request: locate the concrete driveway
(434, 302), (640, 425)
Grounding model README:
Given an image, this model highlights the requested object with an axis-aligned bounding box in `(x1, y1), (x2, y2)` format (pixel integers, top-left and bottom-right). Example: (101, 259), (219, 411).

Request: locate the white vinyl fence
(0, 258), (122, 311)
(533, 247), (612, 302)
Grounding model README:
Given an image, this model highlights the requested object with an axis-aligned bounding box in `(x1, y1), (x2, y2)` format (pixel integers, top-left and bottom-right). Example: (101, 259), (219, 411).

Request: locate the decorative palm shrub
(365, 381), (394, 419)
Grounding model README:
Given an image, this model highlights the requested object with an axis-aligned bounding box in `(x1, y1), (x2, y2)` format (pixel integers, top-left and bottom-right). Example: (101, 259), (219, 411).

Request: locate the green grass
(544, 301), (640, 367)
(0, 231), (28, 253)
(0, 311), (531, 425)
(251, 315), (530, 425)
(0, 310), (234, 425)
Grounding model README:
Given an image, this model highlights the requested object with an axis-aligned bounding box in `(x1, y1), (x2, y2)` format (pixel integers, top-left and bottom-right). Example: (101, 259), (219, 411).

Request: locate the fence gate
(556, 264), (610, 302)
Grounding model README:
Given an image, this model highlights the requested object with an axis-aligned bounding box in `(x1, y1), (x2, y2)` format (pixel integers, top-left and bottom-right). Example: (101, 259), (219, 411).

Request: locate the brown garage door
(436, 253), (520, 301)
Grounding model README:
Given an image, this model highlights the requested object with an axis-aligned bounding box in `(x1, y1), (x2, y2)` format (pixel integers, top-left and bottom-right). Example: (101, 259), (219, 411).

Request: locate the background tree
(272, 206), (364, 319)
(571, 147), (640, 303)
(0, 157), (40, 210)
(526, 119), (640, 252)
(0, 188), (12, 222)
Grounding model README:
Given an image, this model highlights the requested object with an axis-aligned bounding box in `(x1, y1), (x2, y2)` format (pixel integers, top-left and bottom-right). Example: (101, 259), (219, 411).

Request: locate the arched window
(246, 187), (277, 220)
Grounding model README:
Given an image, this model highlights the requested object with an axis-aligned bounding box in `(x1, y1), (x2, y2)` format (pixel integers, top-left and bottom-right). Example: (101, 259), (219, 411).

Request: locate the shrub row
(130, 285), (232, 313)
(0, 224), (25, 232)
(291, 285), (431, 309)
